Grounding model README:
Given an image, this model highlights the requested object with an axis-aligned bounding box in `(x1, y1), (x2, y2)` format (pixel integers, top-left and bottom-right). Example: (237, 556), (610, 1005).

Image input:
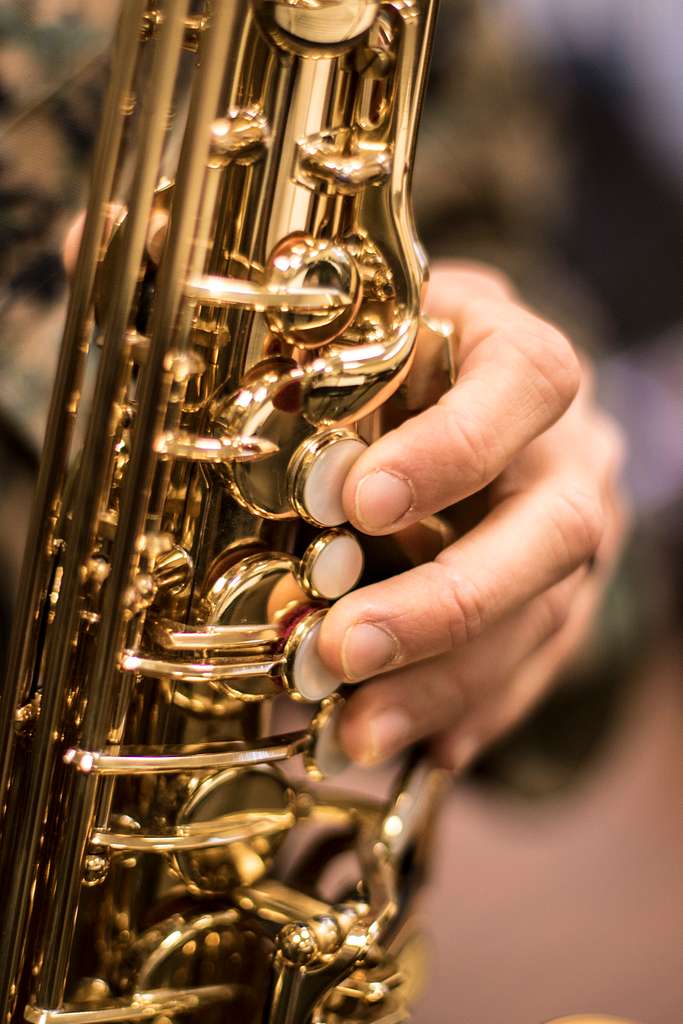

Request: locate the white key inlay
(302, 435), (366, 527)
(309, 532), (363, 600)
(291, 618), (340, 702)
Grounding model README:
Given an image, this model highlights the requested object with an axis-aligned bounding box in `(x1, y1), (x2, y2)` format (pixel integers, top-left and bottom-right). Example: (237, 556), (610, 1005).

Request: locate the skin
(64, 220), (627, 772)
(316, 263), (627, 770)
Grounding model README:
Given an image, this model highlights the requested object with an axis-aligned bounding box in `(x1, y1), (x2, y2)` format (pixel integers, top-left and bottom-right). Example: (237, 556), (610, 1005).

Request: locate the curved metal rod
(24, 985), (239, 1024)
(90, 808), (295, 852)
(185, 274), (352, 311)
(64, 730), (310, 775)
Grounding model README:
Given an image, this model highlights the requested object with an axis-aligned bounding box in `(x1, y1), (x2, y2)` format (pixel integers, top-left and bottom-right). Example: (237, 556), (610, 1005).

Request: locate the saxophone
(0, 2), (445, 1021)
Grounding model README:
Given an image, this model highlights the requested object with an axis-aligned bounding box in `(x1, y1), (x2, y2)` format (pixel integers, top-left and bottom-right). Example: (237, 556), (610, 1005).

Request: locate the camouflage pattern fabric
(0, 0), (116, 452)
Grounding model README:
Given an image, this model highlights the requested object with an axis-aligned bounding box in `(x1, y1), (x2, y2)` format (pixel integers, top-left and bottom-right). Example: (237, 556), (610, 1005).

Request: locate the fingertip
(339, 699), (413, 766)
(316, 599), (349, 679)
(341, 464), (361, 530)
(426, 260), (516, 312)
(340, 447), (373, 529)
(343, 466), (415, 536)
(338, 709), (374, 765)
(433, 730), (481, 774)
(62, 210), (86, 277)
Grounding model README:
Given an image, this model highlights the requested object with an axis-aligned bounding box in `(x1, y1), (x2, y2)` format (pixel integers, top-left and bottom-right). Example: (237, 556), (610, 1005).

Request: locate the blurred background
(414, 3), (683, 1022)
(1, 1), (681, 1021)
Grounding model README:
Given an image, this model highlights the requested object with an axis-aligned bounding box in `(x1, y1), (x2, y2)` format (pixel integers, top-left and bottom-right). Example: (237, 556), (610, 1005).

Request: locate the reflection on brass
(24, 986), (241, 1024)
(265, 235), (363, 347)
(65, 695), (346, 780)
(174, 766), (296, 891)
(0, 3), (613, 1024)
(154, 429), (279, 463)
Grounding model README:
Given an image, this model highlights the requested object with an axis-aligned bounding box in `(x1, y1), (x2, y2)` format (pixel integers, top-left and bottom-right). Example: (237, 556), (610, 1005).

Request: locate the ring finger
(338, 569), (587, 764)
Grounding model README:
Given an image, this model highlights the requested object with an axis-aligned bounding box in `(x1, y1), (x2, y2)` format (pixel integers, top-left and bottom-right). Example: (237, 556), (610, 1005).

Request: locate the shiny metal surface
(0, 2), (441, 1023)
(24, 986), (240, 1024)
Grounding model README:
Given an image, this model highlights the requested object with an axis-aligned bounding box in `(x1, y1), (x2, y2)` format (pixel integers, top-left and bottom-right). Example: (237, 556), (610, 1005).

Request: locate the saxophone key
(298, 528), (365, 601)
(255, 0), (380, 53)
(296, 130), (393, 194)
(288, 428), (367, 528)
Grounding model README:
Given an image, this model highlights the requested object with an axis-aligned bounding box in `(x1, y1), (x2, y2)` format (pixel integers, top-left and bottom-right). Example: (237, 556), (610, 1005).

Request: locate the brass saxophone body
(0, 2), (441, 1021)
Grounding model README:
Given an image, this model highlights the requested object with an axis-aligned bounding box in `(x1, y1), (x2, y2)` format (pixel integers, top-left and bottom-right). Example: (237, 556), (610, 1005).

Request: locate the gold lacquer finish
(0, 1), (441, 1023)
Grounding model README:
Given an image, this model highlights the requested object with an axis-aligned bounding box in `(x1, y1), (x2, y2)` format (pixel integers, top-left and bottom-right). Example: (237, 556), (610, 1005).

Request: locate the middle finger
(342, 294), (580, 535)
(338, 569), (586, 764)
(318, 474), (603, 682)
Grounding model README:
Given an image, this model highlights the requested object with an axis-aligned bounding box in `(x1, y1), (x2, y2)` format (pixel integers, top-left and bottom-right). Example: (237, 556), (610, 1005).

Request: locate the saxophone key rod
(0, 0), (146, 826)
(32, 0), (200, 1006)
(89, 807), (296, 852)
(65, 733), (311, 776)
(154, 429), (279, 462)
(120, 650), (286, 687)
(64, 694), (348, 779)
(0, 0), (187, 1013)
(184, 274), (353, 312)
(148, 618), (280, 650)
(24, 985), (240, 1024)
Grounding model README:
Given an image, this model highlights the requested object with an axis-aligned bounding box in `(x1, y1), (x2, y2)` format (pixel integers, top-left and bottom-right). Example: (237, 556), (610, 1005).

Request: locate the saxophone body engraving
(0, 2), (440, 1022)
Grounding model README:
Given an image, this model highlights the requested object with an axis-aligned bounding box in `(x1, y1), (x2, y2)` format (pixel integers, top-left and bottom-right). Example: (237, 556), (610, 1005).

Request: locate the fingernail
(342, 623), (397, 680)
(360, 708), (413, 765)
(354, 470), (413, 532)
(449, 734), (480, 774)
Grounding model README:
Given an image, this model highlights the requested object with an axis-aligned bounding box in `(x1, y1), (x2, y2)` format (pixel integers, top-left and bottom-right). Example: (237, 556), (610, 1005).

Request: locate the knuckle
(448, 673), (473, 720)
(430, 260), (515, 303)
(552, 486), (605, 567)
(419, 665), (471, 722)
(437, 401), (502, 492)
(516, 322), (581, 418)
(430, 560), (487, 648)
(538, 585), (573, 638)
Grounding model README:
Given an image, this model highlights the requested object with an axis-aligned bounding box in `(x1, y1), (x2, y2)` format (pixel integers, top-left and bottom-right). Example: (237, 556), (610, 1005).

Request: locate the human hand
(318, 262), (627, 770)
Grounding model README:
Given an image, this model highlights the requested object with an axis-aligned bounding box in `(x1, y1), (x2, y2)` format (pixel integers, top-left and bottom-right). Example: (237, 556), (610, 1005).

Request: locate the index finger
(341, 265), (580, 535)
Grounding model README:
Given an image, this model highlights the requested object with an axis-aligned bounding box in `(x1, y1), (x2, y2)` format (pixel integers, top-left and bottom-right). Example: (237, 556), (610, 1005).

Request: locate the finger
(427, 261), (518, 308)
(432, 487), (627, 775)
(402, 264), (516, 410)
(319, 475), (603, 681)
(342, 277), (580, 535)
(62, 205), (167, 277)
(431, 646), (560, 774)
(490, 400), (626, 525)
(431, 574), (602, 773)
(338, 570), (586, 765)
(63, 210), (86, 277)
